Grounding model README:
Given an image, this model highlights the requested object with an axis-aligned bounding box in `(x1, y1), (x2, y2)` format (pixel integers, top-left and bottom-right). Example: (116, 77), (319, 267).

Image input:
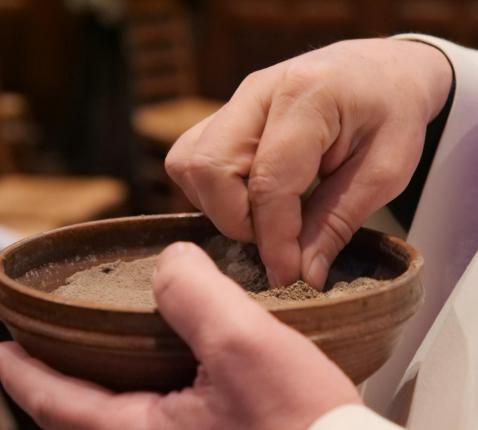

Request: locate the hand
(165, 38), (452, 288)
(0, 243), (360, 430)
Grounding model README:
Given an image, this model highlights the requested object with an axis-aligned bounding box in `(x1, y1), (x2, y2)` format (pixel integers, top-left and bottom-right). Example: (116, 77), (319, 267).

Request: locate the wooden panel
(126, 0), (197, 103)
(228, 0), (354, 24)
(128, 21), (188, 47)
(134, 74), (194, 100)
(133, 96), (221, 143)
(200, 0), (478, 99)
(133, 49), (190, 73)
(127, 0), (180, 18)
(0, 0), (25, 10)
(393, 0), (466, 40)
(397, 1), (456, 22)
(202, 0), (361, 98)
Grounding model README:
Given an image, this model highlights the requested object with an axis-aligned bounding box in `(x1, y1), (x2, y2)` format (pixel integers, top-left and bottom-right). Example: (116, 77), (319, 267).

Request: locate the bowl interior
(2, 214), (411, 307)
(0, 214), (422, 389)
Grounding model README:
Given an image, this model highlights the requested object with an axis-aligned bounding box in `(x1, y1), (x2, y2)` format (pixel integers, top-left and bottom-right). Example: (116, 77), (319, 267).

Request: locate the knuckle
(164, 126), (200, 178)
(326, 210), (356, 248)
(188, 153), (234, 183)
(164, 152), (188, 181)
(189, 153), (212, 177)
(314, 208), (357, 258)
(282, 62), (321, 95)
(221, 218), (255, 242)
(366, 159), (408, 194)
(222, 224), (253, 243)
(247, 172), (278, 207)
(239, 70), (265, 90)
(364, 164), (391, 185)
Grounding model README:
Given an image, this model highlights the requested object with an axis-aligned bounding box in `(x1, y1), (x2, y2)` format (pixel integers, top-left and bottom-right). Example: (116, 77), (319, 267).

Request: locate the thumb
(152, 242), (275, 362)
(300, 127), (423, 289)
(153, 243), (362, 424)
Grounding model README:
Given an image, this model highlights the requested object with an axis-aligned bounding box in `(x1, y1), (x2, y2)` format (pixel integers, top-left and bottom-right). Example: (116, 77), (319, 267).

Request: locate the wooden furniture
(201, 0), (478, 99)
(203, 0), (363, 99)
(0, 89), (128, 236)
(126, 0), (222, 213)
(133, 96), (219, 144)
(128, 0), (222, 145)
(0, 174), (127, 236)
(391, 0), (470, 41)
(0, 92), (32, 173)
(0, 0), (25, 10)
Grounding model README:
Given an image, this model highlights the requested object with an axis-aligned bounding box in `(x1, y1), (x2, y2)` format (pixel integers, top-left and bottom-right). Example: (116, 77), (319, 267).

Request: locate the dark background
(0, 1), (474, 427)
(1, 0), (476, 194)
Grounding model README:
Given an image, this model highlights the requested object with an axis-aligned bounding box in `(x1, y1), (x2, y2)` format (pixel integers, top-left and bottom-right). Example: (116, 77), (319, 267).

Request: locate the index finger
(250, 87), (340, 287)
(0, 342), (112, 430)
(184, 69), (281, 242)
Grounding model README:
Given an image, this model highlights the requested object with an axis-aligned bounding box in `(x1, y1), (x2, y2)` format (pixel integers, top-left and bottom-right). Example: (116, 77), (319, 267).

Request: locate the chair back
(126, 0), (197, 104)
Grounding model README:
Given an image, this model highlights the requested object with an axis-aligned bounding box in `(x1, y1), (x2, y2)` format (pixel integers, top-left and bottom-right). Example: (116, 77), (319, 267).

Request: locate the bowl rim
(0, 213), (424, 315)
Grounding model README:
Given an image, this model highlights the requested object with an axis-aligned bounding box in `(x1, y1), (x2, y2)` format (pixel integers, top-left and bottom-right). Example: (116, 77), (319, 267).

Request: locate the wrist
(394, 39), (453, 122)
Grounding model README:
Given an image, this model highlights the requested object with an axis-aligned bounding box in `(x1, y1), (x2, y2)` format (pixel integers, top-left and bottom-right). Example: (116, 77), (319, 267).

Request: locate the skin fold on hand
(165, 38), (452, 289)
(0, 243), (361, 430)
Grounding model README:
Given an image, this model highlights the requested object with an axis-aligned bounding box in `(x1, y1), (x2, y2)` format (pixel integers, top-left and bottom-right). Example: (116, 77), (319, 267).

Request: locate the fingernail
(165, 242), (190, 256)
(267, 268), (281, 288)
(153, 242), (193, 284)
(306, 254), (328, 290)
(160, 242), (192, 263)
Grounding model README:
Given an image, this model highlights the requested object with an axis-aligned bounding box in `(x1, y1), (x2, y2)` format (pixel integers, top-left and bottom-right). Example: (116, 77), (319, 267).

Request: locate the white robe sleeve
(364, 34), (478, 416)
(309, 253), (478, 430)
(309, 34), (478, 429)
(390, 251), (478, 429)
(308, 404), (404, 430)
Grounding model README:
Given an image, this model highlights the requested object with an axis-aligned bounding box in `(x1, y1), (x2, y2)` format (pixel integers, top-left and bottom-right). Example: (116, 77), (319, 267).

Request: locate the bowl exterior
(273, 274), (423, 384)
(0, 214), (424, 390)
(8, 325), (196, 392)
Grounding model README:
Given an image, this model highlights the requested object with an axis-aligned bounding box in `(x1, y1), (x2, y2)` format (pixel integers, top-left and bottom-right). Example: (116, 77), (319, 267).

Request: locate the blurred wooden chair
(126, 0), (222, 212)
(0, 0), (25, 12)
(0, 174), (127, 236)
(0, 93), (128, 236)
(128, 0), (222, 146)
(203, 0), (362, 99)
(0, 94), (128, 430)
(0, 92), (32, 173)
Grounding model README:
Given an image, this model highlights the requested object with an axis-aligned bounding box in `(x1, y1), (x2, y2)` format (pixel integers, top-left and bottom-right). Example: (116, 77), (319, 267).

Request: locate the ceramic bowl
(0, 213), (423, 390)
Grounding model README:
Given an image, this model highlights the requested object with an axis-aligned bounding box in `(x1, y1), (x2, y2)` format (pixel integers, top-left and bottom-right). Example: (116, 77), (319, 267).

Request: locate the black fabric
(61, 14), (138, 184)
(388, 76), (456, 230)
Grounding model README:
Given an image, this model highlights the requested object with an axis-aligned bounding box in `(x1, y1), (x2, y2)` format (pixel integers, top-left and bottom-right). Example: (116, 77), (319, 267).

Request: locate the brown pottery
(0, 213), (423, 391)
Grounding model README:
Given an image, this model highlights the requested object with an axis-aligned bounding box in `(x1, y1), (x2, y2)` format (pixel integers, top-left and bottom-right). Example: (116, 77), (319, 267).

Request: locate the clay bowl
(0, 213), (423, 391)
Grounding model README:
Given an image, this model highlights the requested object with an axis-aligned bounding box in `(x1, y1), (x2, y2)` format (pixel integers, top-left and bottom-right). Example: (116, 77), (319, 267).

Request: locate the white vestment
(311, 34), (478, 429)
